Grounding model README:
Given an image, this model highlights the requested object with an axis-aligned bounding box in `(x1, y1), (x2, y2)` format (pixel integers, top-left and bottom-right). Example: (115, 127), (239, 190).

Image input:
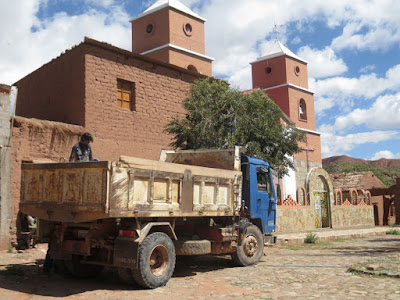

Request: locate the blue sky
(1, 0), (399, 160)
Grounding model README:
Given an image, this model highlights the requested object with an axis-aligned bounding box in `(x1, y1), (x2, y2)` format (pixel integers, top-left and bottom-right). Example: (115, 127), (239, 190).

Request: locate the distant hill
(323, 156), (400, 186)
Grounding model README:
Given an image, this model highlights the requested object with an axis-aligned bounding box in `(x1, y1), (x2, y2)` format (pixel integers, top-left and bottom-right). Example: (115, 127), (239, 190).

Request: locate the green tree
(165, 78), (305, 177)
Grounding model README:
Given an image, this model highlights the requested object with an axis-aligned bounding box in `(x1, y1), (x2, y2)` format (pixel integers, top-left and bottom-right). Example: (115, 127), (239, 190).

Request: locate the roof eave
(130, 4), (206, 23)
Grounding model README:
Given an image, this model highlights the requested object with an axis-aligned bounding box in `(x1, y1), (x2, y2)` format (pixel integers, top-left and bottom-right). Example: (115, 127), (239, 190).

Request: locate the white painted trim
(251, 53), (309, 65)
(140, 43), (214, 61)
(297, 127), (321, 136)
(131, 0), (206, 22)
(262, 83), (315, 95)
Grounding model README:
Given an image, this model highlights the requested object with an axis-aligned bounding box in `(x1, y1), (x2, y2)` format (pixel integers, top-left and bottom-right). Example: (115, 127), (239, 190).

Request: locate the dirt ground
(1, 235), (400, 300)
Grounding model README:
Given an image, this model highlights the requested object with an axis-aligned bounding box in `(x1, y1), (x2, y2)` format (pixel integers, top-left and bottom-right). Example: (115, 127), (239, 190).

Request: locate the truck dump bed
(20, 153), (242, 223)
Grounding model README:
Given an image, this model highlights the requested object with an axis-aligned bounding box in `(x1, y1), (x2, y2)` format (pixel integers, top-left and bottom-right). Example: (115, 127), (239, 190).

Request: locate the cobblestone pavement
(0, 234), (399, 300)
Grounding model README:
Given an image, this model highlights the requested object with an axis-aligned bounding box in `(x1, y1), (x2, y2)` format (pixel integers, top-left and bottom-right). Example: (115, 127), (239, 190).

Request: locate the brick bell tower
(250, 41), (322, 187)
(131, 0), (213, 76)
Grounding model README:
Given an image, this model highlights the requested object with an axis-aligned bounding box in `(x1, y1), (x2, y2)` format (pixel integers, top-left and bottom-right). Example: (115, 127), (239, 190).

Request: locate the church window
(294, 65), (301, 76)
(146, 24), (154, 34)
(184, 23), (193, 36)
(299, 99), (307, 121)
(265, 67), (272, 74)
(187, 65), (198, 72)
(117, 79), (135, 111)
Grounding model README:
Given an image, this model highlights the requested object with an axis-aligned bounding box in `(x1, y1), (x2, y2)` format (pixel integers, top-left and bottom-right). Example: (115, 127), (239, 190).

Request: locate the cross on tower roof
(273, 24), (280, 41)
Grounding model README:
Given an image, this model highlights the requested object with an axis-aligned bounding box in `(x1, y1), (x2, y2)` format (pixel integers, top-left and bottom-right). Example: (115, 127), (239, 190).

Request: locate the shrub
(304, 232), (318, 244)
(386, 229), (400, 235)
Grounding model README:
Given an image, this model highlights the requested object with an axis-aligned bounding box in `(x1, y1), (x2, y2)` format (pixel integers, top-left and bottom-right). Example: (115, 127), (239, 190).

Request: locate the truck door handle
(257, 198), (261, 202)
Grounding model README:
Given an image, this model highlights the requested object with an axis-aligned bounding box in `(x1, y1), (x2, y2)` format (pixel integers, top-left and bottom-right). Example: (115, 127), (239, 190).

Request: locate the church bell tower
(131, 0), (213, 76)
(251, 41), (322, 190)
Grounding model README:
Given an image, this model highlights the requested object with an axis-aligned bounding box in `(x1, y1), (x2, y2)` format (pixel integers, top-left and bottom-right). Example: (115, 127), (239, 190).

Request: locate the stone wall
(277, 207), (315, 232)
(0, 85), (11, 249)
(294, 160), (321, 188)
(331, 206), (375, 229)
(276, 167), (374, 233)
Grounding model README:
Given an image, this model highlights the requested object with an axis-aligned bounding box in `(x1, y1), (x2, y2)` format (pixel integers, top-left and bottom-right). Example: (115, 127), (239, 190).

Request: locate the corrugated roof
(330, 171), (387, 191)
(131, 0), (206, 22)
(253, 41), (308, 64)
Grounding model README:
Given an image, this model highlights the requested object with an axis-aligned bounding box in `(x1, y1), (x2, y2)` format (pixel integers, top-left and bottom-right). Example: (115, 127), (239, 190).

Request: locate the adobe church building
(1, 0), (375, 248)
(249, 42), (374, 232)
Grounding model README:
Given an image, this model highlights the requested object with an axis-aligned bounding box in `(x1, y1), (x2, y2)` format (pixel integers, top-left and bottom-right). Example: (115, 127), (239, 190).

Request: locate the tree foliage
(165, 78), (305, 177)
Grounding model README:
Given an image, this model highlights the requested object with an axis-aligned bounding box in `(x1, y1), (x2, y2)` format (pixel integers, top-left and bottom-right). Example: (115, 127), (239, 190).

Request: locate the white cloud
(371, 150), (400, 160)
(2, 0), (400, 91)
(332, 22), (400, 52)
(333, 92), (400, 132)
(312, 65), (400, 115)
(359, 65), (376, 74)
(321, 130), (400, 158)
(297, 46), (348, 79)
(196, 0), (400, 89)
(0, 1), (131, 85)
(292, 36), (301, 45)
(85, 0), (115, 7)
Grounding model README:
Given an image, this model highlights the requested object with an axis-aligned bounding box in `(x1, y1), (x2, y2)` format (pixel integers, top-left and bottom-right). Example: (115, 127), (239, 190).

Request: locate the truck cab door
(255, 167), (276, 234)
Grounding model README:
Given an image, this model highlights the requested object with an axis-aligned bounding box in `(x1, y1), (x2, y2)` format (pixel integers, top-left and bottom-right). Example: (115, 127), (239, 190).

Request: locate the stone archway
(306, 168), (334, 229)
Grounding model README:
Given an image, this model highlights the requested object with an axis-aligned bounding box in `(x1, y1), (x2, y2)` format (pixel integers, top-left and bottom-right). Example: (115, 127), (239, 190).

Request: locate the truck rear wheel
(231, 225), (264, 266)
(132, 232), (176, 289)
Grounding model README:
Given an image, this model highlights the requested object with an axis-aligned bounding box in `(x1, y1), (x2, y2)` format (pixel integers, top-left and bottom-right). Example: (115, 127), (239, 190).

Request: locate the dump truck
(20, 147), (277, 288)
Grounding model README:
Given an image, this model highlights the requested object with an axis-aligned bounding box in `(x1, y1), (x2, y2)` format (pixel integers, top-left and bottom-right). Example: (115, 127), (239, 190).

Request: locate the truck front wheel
(132, 232), (176, 289)
(231, 225), (264, 266)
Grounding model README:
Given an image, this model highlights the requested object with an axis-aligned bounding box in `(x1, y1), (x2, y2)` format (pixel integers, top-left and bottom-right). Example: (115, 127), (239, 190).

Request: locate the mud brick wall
(0, 86), (11, 249)
(82, 41), (199, 161)
(10, 39), (205, 243)
(15, 46), (86, 126)
(10, 117), (85, 242)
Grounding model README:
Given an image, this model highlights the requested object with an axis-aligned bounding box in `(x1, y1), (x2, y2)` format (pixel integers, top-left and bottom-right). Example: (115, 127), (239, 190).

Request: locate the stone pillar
(0, 84), (12, 250)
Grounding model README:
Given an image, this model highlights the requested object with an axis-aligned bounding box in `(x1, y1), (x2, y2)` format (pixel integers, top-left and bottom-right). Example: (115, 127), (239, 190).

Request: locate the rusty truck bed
(20, 155), (242, 223)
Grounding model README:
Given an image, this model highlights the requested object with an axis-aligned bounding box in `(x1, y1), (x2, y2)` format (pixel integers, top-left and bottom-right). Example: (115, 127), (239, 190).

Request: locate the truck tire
(64, 255), (104, 278)
(132, 232), (176, 289)
(174, 239), (211, 255)
(231, 225), (264, 267)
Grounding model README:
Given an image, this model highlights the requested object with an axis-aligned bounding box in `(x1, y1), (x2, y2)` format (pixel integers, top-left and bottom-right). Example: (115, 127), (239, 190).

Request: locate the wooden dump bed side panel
(109, 156), (242, 218)
(160, 146), (245, 171)
(20, 161), (110, 222)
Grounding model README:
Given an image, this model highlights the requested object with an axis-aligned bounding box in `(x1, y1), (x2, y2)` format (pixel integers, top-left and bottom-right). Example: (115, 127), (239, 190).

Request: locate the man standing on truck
(69, 132), (94, 162)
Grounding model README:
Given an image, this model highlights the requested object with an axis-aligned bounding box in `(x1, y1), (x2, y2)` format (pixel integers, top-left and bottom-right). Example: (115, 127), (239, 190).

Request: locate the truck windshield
(257, 167), (273, 198)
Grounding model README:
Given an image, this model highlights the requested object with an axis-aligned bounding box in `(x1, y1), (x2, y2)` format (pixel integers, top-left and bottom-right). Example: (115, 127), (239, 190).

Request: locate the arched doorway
(306, 168), (334, 229)
(313, 175), (331, 228)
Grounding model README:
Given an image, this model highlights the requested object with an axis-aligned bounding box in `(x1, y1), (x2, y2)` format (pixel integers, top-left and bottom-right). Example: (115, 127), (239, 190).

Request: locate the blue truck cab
(241, 156), (277, 234)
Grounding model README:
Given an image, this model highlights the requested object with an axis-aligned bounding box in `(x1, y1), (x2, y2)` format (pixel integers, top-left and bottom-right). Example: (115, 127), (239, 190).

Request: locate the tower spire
(273, 24), (280, 41)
